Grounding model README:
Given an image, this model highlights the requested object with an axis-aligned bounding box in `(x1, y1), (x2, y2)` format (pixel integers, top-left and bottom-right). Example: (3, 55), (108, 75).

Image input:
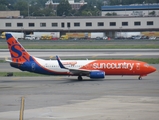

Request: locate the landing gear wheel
(138, 76), (142, 80)
(78, 76), (83, 81)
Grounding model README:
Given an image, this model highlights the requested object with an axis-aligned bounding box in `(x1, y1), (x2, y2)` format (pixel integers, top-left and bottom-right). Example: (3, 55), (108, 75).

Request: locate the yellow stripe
(12, 77), (20, 80)
(135, 54), (142, 57)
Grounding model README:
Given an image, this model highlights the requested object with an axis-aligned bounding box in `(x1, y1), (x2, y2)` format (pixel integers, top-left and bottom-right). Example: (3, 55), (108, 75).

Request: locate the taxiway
(0, 65), (159, 120)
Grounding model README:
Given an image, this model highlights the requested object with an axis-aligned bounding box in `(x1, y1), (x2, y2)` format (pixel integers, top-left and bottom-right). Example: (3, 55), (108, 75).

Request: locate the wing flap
(69, 68), (102, 76)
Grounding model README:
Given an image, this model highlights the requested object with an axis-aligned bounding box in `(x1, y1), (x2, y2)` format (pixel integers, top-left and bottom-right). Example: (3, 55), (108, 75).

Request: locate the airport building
(0, 16), (158, 37)
(101, 4), (159, 16)
(0, 3), (159, 37)
(0, 11), (20, 18)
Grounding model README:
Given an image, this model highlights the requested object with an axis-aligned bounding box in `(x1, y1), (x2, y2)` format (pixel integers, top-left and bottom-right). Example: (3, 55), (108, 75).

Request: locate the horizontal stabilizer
(5, 58), (12, 63)
(5, 58), (23, 65)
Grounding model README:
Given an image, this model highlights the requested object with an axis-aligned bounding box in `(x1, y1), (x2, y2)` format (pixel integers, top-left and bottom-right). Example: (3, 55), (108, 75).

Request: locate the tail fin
(5, 33), (31, 63)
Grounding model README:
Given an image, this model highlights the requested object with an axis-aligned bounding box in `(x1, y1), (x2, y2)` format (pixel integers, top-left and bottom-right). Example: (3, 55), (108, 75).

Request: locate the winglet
(56, 55), (67, 69)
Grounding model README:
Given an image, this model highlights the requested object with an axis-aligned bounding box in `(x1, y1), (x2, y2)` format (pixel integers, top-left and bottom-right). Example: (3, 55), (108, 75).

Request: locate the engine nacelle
(89, 71), (105, 79)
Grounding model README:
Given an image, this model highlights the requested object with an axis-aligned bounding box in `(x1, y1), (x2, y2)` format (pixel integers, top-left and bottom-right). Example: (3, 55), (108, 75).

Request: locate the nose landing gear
(138, 76), (142, 80)
(138, 75), (147, 80)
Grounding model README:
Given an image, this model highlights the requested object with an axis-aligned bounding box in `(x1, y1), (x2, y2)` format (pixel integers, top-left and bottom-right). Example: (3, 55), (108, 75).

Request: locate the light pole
(120, 27), (122, 38)
(28, 3), (31, 17)
(53, 10), (57, 16)
(28, 3), (29, 16)
(31, 12), (34, 16)
(21, 27), (24, 39)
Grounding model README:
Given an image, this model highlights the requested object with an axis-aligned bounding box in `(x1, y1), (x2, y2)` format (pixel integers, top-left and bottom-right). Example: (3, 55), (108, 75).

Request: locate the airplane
(5, 33), (156, 80)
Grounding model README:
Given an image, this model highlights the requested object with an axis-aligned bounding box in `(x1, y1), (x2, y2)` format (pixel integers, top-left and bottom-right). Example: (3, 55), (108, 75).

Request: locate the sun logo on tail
(6, 34), (30, 63)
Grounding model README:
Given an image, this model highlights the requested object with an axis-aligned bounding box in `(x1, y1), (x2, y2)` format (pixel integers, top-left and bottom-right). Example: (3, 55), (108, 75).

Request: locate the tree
(6, 0), (17, 5)
(149, 11), (156, 16)
(74, 0), (80, 2)
(0, 0), (7, 5)
(56, 0), (72, 16)
(0, 0), (8, 10)
(39, 6), (55, 16)
(0, 4), (7, 11)
(105, 12), (117, 16)
(0, 0), (159, 16)
(77, 4), (100, 16)
(13, 0), (28, 16)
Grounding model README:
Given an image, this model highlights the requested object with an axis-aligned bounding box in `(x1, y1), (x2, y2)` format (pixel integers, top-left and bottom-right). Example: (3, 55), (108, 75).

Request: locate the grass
(0, 44), (159, 49)
(0, 60), (5, 63)
(26, 44), (159, 49)
(1, 38), (159, 49)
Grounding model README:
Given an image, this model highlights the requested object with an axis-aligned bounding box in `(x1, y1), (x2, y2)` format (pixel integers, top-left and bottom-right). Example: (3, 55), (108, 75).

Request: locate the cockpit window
(144, 64), (149, 67)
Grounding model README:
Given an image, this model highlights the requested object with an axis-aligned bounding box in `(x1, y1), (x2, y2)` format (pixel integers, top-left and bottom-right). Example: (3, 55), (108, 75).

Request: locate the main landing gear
(78, 76), (83, 81)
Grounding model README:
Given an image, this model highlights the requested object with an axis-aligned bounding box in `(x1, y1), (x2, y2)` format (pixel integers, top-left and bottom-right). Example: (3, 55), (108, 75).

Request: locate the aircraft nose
(150, 66), (156, 73)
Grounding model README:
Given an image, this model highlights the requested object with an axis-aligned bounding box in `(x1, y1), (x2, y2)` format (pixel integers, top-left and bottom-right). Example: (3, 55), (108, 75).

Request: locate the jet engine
(89, 71), (105, 79)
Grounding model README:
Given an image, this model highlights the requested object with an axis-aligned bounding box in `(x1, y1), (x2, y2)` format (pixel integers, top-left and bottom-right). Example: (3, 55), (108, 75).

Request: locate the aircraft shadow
(58, 78), (104, 84)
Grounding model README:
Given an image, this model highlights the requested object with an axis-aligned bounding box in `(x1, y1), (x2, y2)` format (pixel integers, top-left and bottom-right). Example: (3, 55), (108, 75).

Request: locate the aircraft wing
(56, 56), (100, 75)
(68, 68), (91, 75)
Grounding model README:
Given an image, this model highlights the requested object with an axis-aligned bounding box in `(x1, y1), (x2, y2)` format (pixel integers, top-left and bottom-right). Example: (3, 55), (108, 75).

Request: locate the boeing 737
(5, 33), (156, 80)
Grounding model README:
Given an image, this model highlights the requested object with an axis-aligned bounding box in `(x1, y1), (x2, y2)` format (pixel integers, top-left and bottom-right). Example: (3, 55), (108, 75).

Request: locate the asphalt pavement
(0, 65), (159, 120)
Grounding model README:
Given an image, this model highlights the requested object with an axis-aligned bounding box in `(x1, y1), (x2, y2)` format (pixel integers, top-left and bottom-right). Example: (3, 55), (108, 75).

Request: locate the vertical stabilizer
(5, 33), (31, 63)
